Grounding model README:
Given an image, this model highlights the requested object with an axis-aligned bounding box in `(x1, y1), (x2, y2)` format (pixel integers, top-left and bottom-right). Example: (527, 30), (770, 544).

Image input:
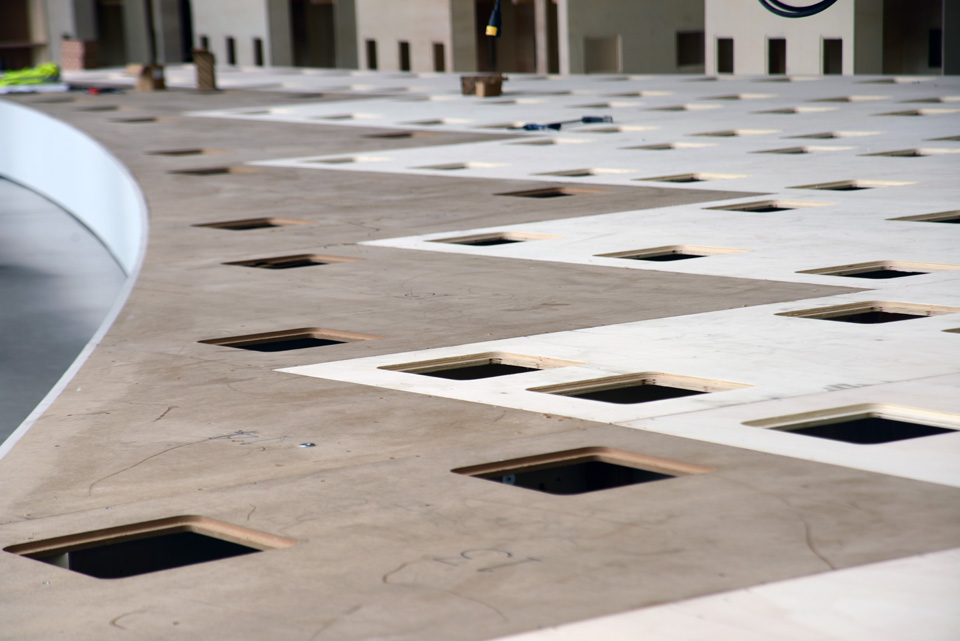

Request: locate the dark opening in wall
(199, 328), (381, 352)
(226, 36), (236, 65)
(677, 31), (705, 69)
(399, 41), (411, 71)
(200, 35), (210, 50)
(3, 516), (296, 580)
(768, 38), (786, 75)
(454, 447), (711, 495)
(929, 29), (943, 68)
(433, 42), (446, 72)
(823, 39), (843, 75)
(253, 37), (264, 66)
(717, 38), (734, 73)
(366, 39), (378, 70)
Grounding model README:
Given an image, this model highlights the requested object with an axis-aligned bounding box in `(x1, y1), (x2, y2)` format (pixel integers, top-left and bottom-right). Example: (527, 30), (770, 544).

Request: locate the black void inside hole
(820, 184), (871, 191)
(742, 205), (794, 212)
(823, 310), (926, 324)
(37, 532), (259, 579)
(417, 363), (537, 380)
(631, 252), (706, 262)
(454, 237), (523, 246)
(229, 337), (345, 352)
(240, 257), (329, 269)
(925, 215), (960, 224)
(840, 269), (927, 280)
(563, 383), (706, 404)
(204, 220), (284, 230)
(784, 417), (955, 444)
(478, 460), (674, 495)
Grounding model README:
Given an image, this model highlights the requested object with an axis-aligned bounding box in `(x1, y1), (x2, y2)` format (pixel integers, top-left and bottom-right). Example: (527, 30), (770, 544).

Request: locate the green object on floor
(0, 62), (61, 86)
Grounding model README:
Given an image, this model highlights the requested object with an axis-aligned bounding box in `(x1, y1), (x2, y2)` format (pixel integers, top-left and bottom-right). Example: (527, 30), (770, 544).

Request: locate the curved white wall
(0, 100), (147, 275)
(0, 99), (148, 458)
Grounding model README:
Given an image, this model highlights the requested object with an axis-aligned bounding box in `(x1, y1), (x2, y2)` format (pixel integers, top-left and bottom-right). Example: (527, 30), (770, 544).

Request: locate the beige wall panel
(706, 0), (856, 75)
(192, 0), (271, 66)
(565, 0), (704, 74)
(355, 0), (452, 72)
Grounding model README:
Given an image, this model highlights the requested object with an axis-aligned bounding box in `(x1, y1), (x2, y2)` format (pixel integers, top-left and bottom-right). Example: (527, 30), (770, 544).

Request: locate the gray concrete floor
(0, 178), (125, 442)
(0, 82), (956, 641)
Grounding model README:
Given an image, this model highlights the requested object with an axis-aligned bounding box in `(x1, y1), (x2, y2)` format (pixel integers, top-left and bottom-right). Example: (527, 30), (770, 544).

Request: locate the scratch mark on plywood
(152, 406), (175, 422)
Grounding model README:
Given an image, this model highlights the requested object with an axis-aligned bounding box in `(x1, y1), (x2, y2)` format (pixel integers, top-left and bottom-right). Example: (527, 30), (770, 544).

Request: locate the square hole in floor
(453, 447), (711, 495)
(777, 301), (960, 324)
(691, 129), (779, 137)
(744, 404), (960, 444)
(791, 179), (914, 191)
(889, 210), (960, 224)
(379, 352), (580, 380)
(193, 217), (311, 230)
(199, 328), (381, 351)
(782, 418), (954, 443)
(798, 260), (959, 279)
(707, 200), (831, 213)
(862, 148), (960, 157)
(3, 516), (296, 579)
(753, 107), (836, 114)
(875, 109), (960, 116)
(651, 104), (723, 112)
(149, 148), (222, 156)
(597, 245), (745, 261)
(752, 146), (851, 154)
(364, 131), (438, 139)
(529, 372), (749, 404)
(430, 232), (559, 246)
(496, 187), (605, 198)
(623, 142), (717, 151)
(704, 93), (777, 100)
(636, 173), (745, 183)
(169, 166), (259, 177)
(307, 156), (389, 165)
(510, 138), (593, 146)
(537, 168), (633, 178)
(787, 131), (878, 139)
(223, 254), (358, 269)
(414, 162), (505, 171)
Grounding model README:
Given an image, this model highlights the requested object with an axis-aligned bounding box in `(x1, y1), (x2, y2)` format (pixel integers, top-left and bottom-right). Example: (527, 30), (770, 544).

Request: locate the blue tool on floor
(511, 115), (614, 131)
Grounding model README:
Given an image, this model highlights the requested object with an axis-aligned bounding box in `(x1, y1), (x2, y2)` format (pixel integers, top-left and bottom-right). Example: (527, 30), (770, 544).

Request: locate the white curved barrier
(0, 99), (148, 458)
(0, 100), (147, 274)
